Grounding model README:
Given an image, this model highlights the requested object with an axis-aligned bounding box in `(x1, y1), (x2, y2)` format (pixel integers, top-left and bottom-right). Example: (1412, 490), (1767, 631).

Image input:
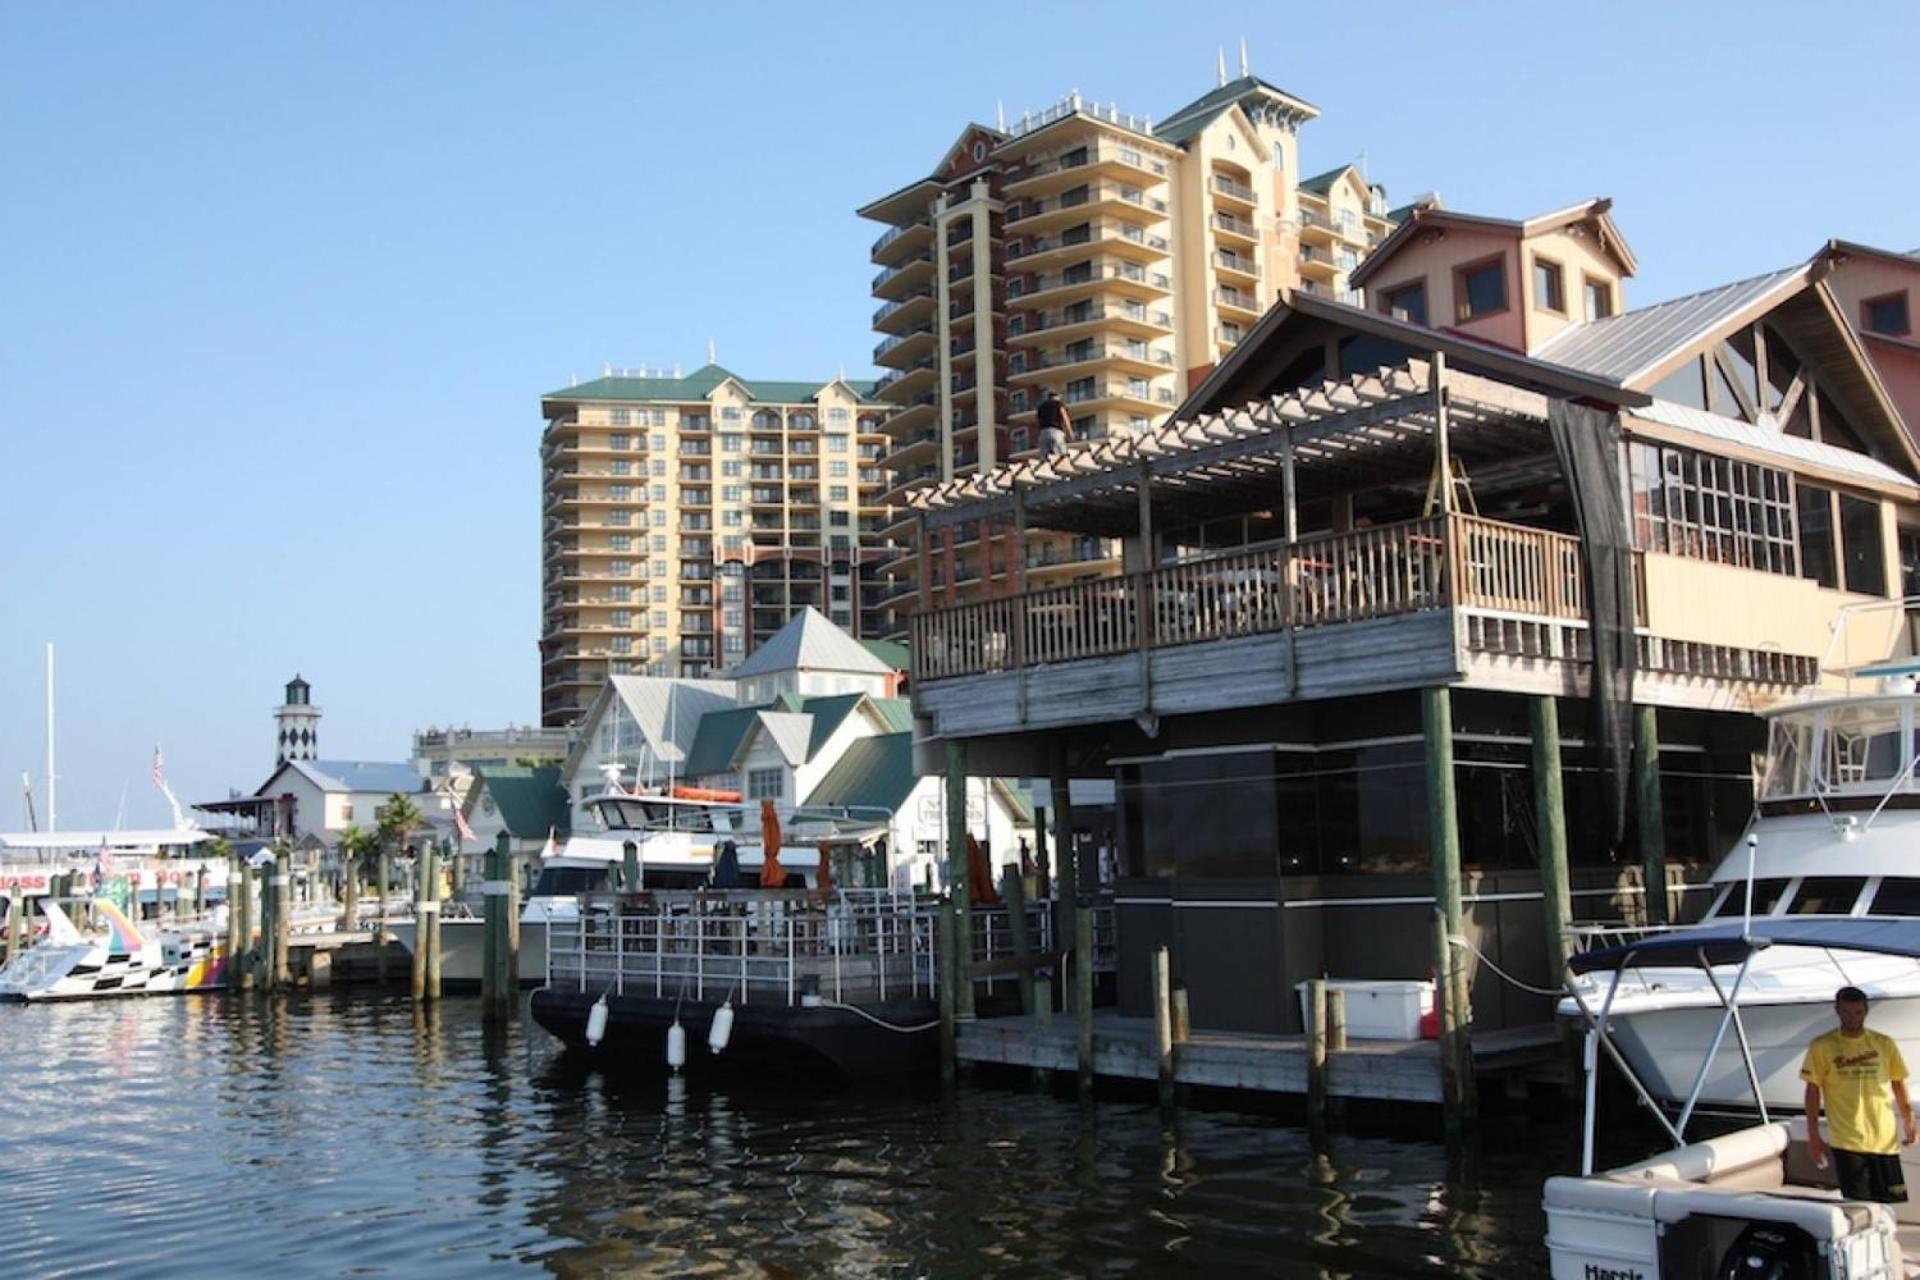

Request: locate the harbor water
(0, 994), (1608, 1277)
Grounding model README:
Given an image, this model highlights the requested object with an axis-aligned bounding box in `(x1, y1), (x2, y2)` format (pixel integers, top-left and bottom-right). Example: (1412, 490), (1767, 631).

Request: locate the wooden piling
(226, 855), (243, 987)
(423, 844), (442, 1000)
(1326, 985), (1348, 1052)
(1532, 695), (1574, 978)
(273, 845), (292, 991)
(507, 850), (521, 975)
(193, 867), (207, 919)
(1171, 983), (1190, 1044)
(1074, 900), (1094, 1094)
(1152, 945), (1175, 1108)
(1032, 804), (1051, 902)
(1004, 867), (1033, 1015)
(255, 859), (273, 990)
(1635, 703), (1669, 925)
(936, 906), (956, 1086)
(1422, 685), (1475, 1127)
(410, 847), (429, 1000)
(622, 840), (641, 893)
(944, 740), (973, 1020)
(482, 833), (512, 1020)
(5, 885), (23, 966)
(1306, 977), (1329, 1126)
(376, 850), (392, 982)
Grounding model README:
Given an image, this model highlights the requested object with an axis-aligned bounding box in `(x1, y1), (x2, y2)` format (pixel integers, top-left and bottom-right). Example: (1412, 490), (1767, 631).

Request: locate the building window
(723, 510), (743, 526)
(652, 433), (667, 450)
(827, 433), (849, 452)
(829, 485), (849, 501)
(1381, 281), (1427, 326)
(721, 406), (742, 422)
(609, 432), (630, 450)
(652, 560), (666, 577)
(1454, 256), (1507, 321)
(651, 459), (667, 476)
(611, 585), (631, 602)
(1798, 485), (1838, 589)
(652, 535), (668, 552)
(611, 609), (632, 628)
(1270, 141), (1285, 167)
(611, 636), (632, 655)
(829, 510), (850, 527)
(724, 635), (744, 655)
(1863, 292), (1911, 337)
(1585, 277), (1615, 321)
(747, 768), (784, 800)
(830, 460), (849, 477)
(828, 407), (850, 423)
(1842, 493), (1888, 596)
(1627, 442), (1797, 575)
(611, 459), (631, 476)
(611, 558), (632, 576)
(1533, 256), (1566, 314)
(722, 484), (742, 502)
(650, 511), (666, 527)
(611, 534), (632, 551)
(721, 434), (743, 452)
(651, 411), (667, 427)
(610, 409), (630, 426)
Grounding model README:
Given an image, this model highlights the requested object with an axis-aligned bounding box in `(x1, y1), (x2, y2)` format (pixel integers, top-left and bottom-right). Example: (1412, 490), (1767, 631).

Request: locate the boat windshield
(1760, 698), (1919, 801)
(531, 865), (614, 897)
(590, 796), (736, 835)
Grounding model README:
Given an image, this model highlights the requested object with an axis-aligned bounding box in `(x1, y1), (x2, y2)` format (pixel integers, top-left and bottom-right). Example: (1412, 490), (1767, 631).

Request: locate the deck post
(1152, 944), (1175, 1109)
(1635, 704), (1670, 925)
(1049, 747), (1074, 928)
(944, 739), (974, 1020)
(1430, 352), (1453, 515)
(1032, 804), (1051, 902)
(1532, 695), (1574, 978)
(422, 844), (441, 1001)
(376, 850), (392, 983)
(273, 844), (292, 991)
(1074, 899), (1094, 1094)
(341, 849), (360, 934)
(917, 514), (933, 614)
(1423, 685), (1475, 1125)
(226, 854), (243, 987)
(482, 832), (511, 1020)
(1326, 985), (1347, 1052)
(1306, 976), (1329, 1127)
(1004, 867), (1033, 1015)
(255, 857), (273, 991)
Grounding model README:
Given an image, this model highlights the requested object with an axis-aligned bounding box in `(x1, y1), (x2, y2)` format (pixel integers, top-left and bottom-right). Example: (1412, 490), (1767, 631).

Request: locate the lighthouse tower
(275, 675), (322, 766)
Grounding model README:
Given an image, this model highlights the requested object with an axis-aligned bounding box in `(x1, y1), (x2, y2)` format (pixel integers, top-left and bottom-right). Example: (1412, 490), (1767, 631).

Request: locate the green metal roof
(873, 697), (914, 732)
(681, 705), (767, 778)
(681, 693), (911, 778)
(803, 732), (918, 814)
(543, 363), (882, 407)
(857, 638), (910, 672)
(1152, 104), (1231, 147)
(1155, 75), (1319, 144)
(1298, 165), (1357, 196)
(473, 766), (571, 838)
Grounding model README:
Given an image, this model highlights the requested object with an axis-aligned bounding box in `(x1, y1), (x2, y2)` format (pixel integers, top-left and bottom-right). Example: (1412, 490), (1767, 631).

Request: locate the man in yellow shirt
(1803, 985), (1916, 1202)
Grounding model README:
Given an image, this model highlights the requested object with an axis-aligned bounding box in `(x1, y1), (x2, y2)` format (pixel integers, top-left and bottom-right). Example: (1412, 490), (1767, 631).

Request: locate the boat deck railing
(545, 889), (1116, 1006)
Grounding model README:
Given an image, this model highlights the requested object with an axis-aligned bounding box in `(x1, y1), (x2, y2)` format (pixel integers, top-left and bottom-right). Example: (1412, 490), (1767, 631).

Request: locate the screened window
(747, 768), (784, 800)
(1788, 876), (1866, 916)
(1627, 442), (1796, 574)
(1842, 494), (1887, 595)
(1381, 281), (1427, 326)
(1798, 485), (1838, 588)
(1454, 257), (1506, 321)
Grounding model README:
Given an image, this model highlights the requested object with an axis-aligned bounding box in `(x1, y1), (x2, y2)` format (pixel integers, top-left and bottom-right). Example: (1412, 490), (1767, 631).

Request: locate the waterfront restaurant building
(904, 204), (1920, 1037)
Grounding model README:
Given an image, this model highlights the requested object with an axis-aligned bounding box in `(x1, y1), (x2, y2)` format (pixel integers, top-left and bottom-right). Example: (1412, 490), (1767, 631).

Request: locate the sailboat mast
(46, 641), (56, 834)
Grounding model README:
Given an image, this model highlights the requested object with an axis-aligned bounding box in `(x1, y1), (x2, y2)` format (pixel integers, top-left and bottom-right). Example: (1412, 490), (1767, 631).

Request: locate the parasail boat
(0, 898), (230, 1001)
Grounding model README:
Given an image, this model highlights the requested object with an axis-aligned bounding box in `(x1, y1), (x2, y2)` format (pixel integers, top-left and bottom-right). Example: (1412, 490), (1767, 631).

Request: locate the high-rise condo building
(858, 69), (1423, 634)
(538, 365), (890, 726)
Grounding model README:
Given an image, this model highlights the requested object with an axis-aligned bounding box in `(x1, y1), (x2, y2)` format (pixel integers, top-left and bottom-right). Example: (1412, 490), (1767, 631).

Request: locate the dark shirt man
(1036, 390), (1071, 458)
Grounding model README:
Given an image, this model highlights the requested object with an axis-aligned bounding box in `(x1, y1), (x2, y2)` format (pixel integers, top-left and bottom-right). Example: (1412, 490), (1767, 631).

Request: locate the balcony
(873, 290), (935, 335)
(1211, 211), (1258, 245)
(1297, 207), (1339, 243)
(1009, 260), (1173, 307)
(870, 218), (932, 266)
(1004, 143), (1170, 198)
(873, 328), (935, 369)
(871, 252), (934, 299)
(1211, 173), (1257, 208)
(1214, 288), (1262, 319)
(1009, 301), (1173, 344)
(1006, 183), (1170, 234)
(1009, 343), (1172, 384)
(1007, 220), (1169, 270)
(1298, 243), (1339, 282)
(1213, 250), (1260, 282)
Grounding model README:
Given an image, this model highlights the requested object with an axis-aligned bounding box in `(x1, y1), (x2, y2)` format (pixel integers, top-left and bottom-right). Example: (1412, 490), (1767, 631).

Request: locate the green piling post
(1635, 704), (1669, 926)
(944, 740), (973, 1020)
(1423, 685), (1474, 1126)
(1532, 695), (1573, 980)
(1074, 901), (1094, 1094)
(483, 832), (512, 1020)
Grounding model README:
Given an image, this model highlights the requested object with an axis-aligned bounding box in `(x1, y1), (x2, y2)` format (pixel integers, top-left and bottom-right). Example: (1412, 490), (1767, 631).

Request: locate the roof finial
(1239, 37), (1249, 77)
(708, 338), (716, 365)
(1217, 46), (1227, 87)
(996, 99), (1006, 132)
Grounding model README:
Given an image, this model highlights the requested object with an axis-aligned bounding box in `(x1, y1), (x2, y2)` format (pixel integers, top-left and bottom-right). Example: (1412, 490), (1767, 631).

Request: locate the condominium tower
(538, 365), (890, 726)
(859, 71), (1418, 633)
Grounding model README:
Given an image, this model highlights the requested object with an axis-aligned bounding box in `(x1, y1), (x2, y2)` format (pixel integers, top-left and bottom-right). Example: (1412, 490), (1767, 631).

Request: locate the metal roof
(543, 364), (881, 407)
(728, 607), (895, 678)
(802, 732), (918, 814)
(1630, 398), (1916, 491)
(285, 760), (423, 796)
(604, 677), (740, 765)
(1535, 267), (1806, 384)
(471, 766), (570, 838)
(1571, 917), (1920, 973)
(749, 712), (816, 767)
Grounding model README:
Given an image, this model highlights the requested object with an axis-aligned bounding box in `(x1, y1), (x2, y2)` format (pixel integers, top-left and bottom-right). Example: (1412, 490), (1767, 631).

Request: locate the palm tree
(373, 793), (425, 926)
(336, 825), (376, 930)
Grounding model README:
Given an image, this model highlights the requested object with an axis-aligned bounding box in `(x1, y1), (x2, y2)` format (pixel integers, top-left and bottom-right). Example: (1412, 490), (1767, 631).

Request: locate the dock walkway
(957, 1012), (1565, 1103)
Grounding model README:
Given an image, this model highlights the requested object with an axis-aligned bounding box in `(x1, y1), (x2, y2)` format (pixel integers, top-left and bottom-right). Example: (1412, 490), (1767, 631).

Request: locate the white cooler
(1295, 978), (1434, 1040)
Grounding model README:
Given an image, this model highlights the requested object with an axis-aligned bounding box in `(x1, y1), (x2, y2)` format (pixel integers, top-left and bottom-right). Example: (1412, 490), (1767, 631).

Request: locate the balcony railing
(1212, 212), (1258, 239)
(911, 514), (1644, 682)
(871, 219), (930, 257)
(1211, 174), (1257, 203)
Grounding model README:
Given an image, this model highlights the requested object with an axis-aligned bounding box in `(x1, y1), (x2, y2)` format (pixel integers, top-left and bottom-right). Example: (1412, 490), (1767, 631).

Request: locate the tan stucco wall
(1365, 225), (1525, 350)
(1517, 225), (1625, 351)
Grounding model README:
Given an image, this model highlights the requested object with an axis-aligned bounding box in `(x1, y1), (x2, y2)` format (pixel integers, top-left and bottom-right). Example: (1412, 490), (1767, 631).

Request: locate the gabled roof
(543, 364), (881, 408)
(268, 760), (422, 798)
(746, 711), (816, 767)
(1534, 267), (1806, 385)
(1298, 164), (1361, 196)
(1825, 239), (1920, 271)
(1154, 74), (1318, 144)
(471, 766), (570, 838)
(858, 638), (910, 672)
(1349, 198), (1636, 289)
(729, 607), (895, 678)
(803, 732), (919, 814)
(680, 704), (765, 778)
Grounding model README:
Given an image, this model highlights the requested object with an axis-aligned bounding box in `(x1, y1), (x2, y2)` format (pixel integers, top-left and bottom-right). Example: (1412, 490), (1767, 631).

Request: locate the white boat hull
(387, 918), (547, 985)
(0, 934), (228, 1001)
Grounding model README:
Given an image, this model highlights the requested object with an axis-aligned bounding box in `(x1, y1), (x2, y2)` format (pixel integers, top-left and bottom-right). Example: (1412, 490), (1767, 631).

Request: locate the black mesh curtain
(1548, 400), (1636, 853)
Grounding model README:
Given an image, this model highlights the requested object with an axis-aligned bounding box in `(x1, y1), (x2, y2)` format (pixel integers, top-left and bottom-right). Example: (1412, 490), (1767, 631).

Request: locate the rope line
(1449, 932), (1565, 998)
(814, 999), (939, 1034)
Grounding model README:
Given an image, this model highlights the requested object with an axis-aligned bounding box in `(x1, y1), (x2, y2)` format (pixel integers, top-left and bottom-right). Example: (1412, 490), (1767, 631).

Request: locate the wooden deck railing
(911, 514), (1644, 683)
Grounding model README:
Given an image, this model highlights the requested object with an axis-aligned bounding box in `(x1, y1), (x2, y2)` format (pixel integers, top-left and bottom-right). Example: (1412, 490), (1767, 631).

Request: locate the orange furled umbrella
(966, 834), (1001, 906)
(816, 840), (834, 896)
(758, 799), (786, 888)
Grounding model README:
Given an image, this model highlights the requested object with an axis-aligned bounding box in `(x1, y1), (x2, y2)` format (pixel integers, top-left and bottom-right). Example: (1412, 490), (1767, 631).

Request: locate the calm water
(0, 994), (1601, 1277)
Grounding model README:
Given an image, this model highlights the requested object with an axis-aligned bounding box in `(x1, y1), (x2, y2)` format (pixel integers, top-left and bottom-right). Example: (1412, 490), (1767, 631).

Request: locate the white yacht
(1562, 673), (1920, 1112)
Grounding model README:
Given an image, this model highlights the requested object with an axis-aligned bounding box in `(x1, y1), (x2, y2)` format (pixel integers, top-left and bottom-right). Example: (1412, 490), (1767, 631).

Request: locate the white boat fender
(586, 994), (609, 1047)
(708, 1000), (735, 1055)
(667, 1019), (687, 1072)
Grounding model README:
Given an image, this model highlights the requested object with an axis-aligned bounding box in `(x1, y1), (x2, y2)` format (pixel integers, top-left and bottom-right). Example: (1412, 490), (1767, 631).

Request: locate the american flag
(451, 803), (477, 846)
(151, 745), (165, 791)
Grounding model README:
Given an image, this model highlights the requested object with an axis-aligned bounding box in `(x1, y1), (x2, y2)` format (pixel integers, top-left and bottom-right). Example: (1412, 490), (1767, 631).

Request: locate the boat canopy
(1570, 917), (1920, 974)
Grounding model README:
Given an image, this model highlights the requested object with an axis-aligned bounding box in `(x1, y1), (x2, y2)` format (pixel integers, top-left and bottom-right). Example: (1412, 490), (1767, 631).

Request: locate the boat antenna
(46, 641), (56, 834)
(1741, 833), (1758, 941)
(114, 779), (128, 831)
(21, 772), (36, 833)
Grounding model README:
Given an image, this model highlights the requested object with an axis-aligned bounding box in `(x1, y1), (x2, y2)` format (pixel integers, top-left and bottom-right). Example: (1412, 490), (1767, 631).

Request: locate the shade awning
(1570, 917), (1920, 974)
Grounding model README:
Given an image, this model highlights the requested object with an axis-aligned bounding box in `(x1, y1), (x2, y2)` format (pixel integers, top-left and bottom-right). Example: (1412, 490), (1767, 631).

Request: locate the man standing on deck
(1036, 388), (1071, 459)
(1803, 985), (1916, 1202)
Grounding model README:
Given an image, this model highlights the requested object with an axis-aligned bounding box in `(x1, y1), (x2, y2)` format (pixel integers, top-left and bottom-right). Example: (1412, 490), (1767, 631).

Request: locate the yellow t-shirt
(1802, 1027), (1909, 1155)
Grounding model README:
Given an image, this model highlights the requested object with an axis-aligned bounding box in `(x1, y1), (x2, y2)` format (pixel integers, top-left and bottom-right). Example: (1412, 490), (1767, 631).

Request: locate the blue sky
(2, 2), (1914, 829)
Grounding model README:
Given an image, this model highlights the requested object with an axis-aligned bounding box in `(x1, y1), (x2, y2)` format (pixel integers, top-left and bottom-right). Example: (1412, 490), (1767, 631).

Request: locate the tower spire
(1216, 47), (1227, 87)
(996, 99), (1006, 132)
(1239, 37), (1249, 77)
(708, 337), (716, 365)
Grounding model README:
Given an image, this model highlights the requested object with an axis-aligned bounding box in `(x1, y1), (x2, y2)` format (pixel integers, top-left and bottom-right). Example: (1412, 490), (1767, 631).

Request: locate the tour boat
(0, 899), (230, 1001)
(1559, 671), (1920, 1113)
(1547, 922), (1920, 1278)
(389, 790), (851, 986)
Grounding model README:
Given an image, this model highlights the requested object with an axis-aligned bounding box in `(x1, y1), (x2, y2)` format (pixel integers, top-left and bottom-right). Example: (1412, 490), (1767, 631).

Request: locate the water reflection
(0, 996), (1573, 1277)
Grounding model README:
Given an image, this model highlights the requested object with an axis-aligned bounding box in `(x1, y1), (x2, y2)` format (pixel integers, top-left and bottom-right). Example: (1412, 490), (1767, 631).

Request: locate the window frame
(1532, 255), (1567, 316)
(1452, 253), (1510, 323)
(1862, 291), (1912, 338)
(1379, 279), (1428, 326)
